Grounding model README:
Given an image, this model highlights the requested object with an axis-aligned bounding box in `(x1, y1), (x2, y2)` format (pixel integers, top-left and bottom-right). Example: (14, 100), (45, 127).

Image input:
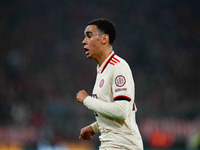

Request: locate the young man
(76, 18), (143, 150)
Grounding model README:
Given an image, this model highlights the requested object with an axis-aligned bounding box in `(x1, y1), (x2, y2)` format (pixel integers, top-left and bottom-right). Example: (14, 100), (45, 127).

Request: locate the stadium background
(0, 0), (199, 149)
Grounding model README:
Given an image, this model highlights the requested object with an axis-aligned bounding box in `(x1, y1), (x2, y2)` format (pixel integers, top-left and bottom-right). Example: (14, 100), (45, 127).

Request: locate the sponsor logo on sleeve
(115, 88), (127, 92)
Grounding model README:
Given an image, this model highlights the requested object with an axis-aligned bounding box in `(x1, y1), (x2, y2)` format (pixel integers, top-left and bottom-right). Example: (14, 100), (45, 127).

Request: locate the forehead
(84, 25), (99, 34)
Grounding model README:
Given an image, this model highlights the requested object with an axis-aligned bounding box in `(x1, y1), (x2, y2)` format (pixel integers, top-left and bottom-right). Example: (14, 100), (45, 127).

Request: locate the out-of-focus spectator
(187, 129), (200, 150)
(148, 129), (174, 148)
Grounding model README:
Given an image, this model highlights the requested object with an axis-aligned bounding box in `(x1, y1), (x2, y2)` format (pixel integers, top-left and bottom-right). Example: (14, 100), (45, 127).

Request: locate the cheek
(89, 40), (98, 49)
(91, 39), (101, 48)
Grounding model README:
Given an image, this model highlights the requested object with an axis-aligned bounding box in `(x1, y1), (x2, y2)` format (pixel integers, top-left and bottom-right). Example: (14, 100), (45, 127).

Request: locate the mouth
(84, 48), (89, 55)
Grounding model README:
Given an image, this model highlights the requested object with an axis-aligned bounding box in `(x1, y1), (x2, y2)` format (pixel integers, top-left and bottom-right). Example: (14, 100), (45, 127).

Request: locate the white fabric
(84, 52), (143, 150)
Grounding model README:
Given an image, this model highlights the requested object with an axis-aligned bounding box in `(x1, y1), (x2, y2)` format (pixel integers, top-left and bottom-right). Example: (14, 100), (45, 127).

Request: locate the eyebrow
(85, 31), (93, 35)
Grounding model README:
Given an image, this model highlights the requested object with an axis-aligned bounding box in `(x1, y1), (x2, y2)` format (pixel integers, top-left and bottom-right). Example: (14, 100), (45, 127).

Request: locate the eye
(86, 32), (92, 38)
(87, 34), (92, 38)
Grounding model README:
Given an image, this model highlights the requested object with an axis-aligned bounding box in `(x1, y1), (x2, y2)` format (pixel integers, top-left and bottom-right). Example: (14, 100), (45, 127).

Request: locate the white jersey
(84, 52), (143, 150)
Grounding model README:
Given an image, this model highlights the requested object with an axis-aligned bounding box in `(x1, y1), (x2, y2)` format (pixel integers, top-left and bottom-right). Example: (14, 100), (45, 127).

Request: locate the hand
(76, 90), (89, 103)
(79, 125), (95, 140)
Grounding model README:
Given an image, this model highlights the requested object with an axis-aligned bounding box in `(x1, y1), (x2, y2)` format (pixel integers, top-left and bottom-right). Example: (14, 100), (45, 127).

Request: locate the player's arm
(90, 121), (100, 133)
(83, 97), (130, 120)
(77, 90), (129, 120)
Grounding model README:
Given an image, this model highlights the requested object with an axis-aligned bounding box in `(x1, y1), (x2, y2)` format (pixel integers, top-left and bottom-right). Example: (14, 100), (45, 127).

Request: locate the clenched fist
(79, 125), (95, 140)
(76, 90), (89, 103)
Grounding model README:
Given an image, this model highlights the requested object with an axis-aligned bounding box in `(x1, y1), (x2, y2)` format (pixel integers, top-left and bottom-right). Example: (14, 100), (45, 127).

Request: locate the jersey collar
(97, 51), (115, 73)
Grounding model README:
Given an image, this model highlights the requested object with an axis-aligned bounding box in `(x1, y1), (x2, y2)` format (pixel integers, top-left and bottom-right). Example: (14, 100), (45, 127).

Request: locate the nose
(82, 37), (86, 45)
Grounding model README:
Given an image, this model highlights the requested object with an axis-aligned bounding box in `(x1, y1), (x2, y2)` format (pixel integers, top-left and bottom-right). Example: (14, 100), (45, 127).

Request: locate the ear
(101, 34), (109, 44)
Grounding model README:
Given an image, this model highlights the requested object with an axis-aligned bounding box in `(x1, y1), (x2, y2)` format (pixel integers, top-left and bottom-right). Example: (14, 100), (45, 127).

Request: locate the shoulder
(102, 53), (131, 74)
(111, 54), (130, 70)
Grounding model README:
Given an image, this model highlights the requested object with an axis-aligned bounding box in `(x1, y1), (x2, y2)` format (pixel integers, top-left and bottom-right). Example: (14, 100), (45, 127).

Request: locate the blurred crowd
(0, 0), (199, 149)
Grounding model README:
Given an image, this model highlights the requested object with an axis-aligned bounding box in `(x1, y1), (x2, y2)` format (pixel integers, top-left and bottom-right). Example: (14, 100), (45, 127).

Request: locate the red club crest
(99, 79), (104, 88)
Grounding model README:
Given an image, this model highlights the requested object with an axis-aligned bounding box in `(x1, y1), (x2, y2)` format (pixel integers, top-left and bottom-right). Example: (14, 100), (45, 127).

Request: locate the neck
(97, 46), (113, 67)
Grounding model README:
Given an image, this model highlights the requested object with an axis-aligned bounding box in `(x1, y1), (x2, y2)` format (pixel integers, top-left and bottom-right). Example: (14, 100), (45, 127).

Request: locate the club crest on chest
(99, 79), (104, 88)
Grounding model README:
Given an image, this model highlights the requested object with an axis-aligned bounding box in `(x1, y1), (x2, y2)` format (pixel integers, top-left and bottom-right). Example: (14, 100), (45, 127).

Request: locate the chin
(86, 55), (91, 59)
(86, 54), (92, 58)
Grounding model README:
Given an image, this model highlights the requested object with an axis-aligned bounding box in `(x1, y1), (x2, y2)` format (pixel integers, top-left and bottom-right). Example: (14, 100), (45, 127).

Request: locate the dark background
(0, 0), (199, 149)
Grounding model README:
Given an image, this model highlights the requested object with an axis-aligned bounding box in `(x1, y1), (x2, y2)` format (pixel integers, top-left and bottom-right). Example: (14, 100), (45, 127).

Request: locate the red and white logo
(99, 79), (104, 88)
(115, 75), (126, 87)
